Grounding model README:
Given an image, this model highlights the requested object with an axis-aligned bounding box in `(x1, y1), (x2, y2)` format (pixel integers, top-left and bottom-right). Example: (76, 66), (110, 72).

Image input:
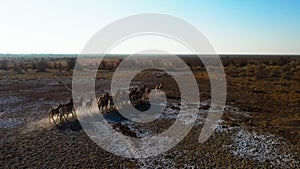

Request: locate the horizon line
(0, 53), (299, 56)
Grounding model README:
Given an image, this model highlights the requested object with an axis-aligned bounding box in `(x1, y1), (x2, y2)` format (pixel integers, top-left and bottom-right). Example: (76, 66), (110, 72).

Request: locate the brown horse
(48, 104), (62, 123)
(97, 96), (105, 112)
(59, 99), (75, 122)
(97, 92), (112, 112)
(108, 95), (114, 110)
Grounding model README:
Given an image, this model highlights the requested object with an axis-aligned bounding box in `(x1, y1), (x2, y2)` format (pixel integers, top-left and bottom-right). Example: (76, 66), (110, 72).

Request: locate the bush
(13, 63), (22, 74)
(66, 58), (76, 71)
(36, 59), (49, 72)
(0, 60), (8, 70)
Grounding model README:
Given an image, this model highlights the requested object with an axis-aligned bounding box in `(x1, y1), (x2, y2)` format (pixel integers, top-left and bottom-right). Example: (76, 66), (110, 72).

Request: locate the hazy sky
(0, 0), (299, 54)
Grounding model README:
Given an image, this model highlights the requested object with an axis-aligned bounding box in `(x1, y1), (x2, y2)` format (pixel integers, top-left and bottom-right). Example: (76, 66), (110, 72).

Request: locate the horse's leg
(105, 102), (108, 112)
(73, 110), (76, 117)
(107, 99), (109, 110)
(71, 110), (74, 117)
(60, 112), (65, 123)
(59, 114), (62, 123)
(56, 113), (60, 122)
(109, 100), (112, 110)
(65, 112), (69, 121)
(50, 115), (55, 123)
(101, 105), (104, 113)
(53, 116), (57, 125)
(64, 113), (67, 121)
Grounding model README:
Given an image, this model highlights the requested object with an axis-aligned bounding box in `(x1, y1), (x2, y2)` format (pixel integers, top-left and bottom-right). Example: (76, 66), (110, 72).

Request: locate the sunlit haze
(0, 0), (299, 54)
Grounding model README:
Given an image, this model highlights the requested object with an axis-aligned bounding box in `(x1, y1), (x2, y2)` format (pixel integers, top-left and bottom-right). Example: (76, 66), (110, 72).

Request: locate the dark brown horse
(97, 92), (113, 112)
(59, 99), (75, 122)
(48, 104), (62, 123)
(97, 96), (105, 112)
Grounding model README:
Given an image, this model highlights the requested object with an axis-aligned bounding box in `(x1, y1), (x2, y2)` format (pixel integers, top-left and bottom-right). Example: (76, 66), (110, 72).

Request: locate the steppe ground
(0, 55), (299, 168)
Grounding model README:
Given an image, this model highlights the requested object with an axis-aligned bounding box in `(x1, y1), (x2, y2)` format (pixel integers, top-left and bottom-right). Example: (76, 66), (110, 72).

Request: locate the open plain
(0, 55), (299, 168)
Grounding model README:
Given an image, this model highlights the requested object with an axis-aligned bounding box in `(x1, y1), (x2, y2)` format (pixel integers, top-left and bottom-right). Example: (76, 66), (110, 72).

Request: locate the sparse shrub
(66, 58), (76, 71)
(0, 60), (8, 70)
(31, 62), (37, 70)
(13, 63), (22, 74)
(18, 61), (28, 71)
(53, 62), (63, 70)
(36, 59), (49, 72)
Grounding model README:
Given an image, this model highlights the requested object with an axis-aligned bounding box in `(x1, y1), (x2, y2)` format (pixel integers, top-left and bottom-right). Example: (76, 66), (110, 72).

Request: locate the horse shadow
(55, 118), (82, 131)
(53, 100), (152, 132)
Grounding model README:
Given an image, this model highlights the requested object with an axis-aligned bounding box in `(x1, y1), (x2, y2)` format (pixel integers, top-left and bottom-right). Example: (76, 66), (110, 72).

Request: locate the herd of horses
(48, 82), (163, 123)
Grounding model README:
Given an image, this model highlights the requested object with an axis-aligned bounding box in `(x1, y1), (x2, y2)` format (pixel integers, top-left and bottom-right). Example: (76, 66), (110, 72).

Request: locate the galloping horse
(97, 92), (114, 112)
(97, 96), (105, 111)
(48, 104), (62, 123)
(59, 98), (75, 122)
(95, 82), (163, 113)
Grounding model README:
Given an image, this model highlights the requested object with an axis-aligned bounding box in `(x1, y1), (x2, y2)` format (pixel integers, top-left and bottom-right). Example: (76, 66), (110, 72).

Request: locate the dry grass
(0, 55), (299, 168)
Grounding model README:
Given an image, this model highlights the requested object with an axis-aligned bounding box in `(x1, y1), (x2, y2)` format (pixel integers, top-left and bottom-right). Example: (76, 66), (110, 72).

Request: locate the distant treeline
(0, 54), (78, 58)
(0, 55), (299, 77)
(0, 57), (76, 72)
(0, 57), (122, 72)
